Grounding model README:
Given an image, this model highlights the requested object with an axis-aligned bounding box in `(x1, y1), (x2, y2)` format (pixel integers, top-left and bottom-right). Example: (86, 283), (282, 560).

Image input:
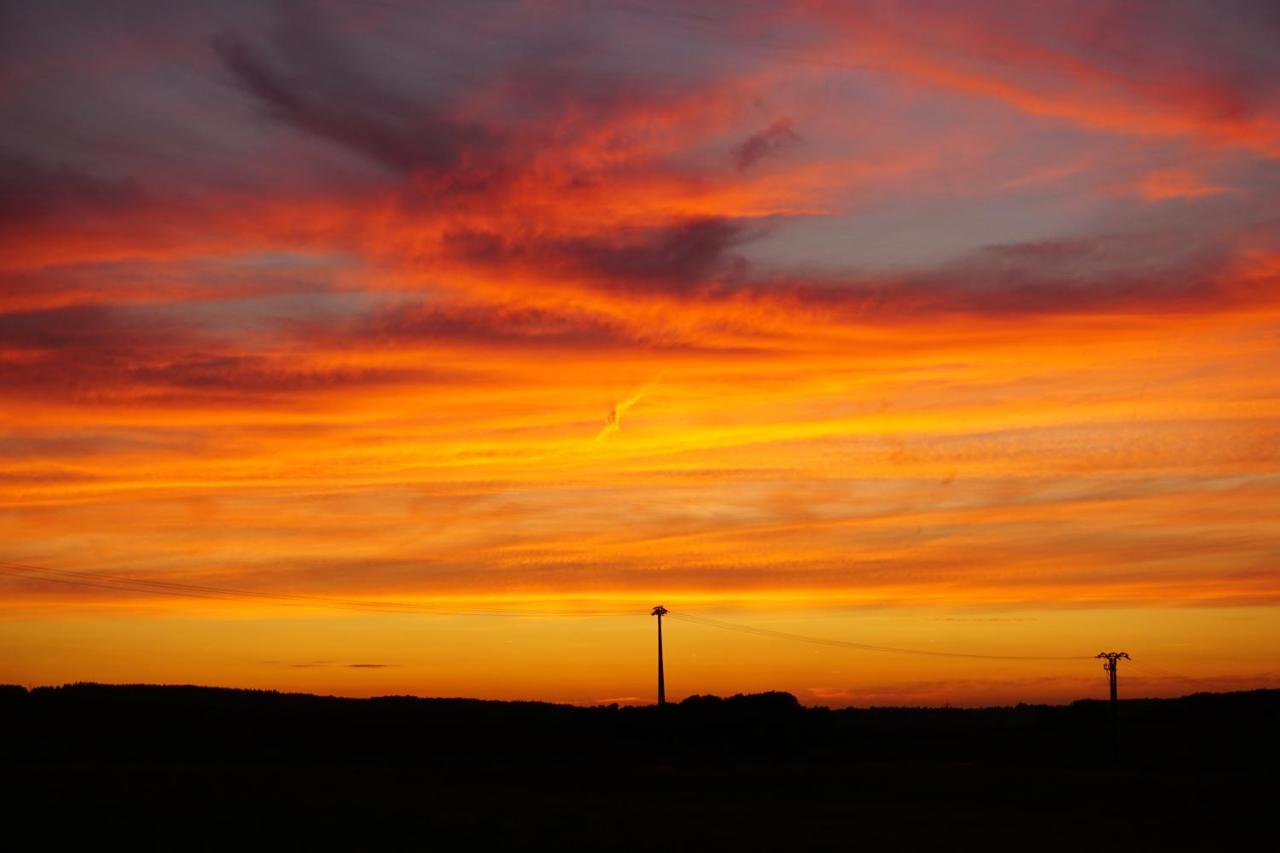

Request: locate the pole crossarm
(1096, 651), (1131, 662)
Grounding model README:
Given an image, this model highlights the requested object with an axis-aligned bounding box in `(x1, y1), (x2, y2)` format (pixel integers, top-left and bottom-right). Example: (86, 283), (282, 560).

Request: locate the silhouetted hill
(2, 684), (1277, 850)
(4, 682), (1278, 767)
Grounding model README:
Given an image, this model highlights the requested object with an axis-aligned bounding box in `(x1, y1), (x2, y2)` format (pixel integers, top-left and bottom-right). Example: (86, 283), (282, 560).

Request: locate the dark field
(3, 684), (1277, 850)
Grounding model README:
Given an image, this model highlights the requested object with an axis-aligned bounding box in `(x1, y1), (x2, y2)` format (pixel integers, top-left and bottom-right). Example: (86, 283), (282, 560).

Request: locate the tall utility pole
(651, 606), (668, 706)
(1096, 652), (1130, 762)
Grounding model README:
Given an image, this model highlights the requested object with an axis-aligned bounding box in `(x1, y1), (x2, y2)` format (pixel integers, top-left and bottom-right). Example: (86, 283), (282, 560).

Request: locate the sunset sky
(3, 0), (1279, 706)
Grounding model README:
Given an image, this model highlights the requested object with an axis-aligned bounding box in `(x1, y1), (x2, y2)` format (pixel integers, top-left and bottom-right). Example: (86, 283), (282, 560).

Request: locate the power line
(666, 611), (1094, 661)
(7, 560), (1245, 677)
(1126, 658), (1220, 691)
(2, 559), (1098, 659)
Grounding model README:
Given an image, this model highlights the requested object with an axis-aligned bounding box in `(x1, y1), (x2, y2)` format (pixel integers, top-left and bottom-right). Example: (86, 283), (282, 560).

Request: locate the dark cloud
(0, 232), (1264, 411)
(732, 118), (801, 171)
(446, 217), (753, 292)
(0, 256), (342, 313)
(213, 28), (501, 177)
(209, 11), (699, 184)
(0, 152), (143, 228)
(916, 237), (1232, 315)
(734, 234), (1263, 321)
(355, 301), (640, 348)
(556, 218), (751, 285)
(127, 355), (430, 395)
(209, 6), (738, 205)
(0, 304), (187, 352)
(0, 305), (453, 402)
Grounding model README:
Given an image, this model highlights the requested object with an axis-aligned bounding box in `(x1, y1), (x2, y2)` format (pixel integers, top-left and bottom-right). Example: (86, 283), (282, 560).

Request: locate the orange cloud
(1133, 168), (1230, 201)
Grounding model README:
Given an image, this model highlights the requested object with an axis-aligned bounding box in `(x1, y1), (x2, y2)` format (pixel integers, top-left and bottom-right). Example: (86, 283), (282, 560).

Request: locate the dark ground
(2, 684), (1277, 851)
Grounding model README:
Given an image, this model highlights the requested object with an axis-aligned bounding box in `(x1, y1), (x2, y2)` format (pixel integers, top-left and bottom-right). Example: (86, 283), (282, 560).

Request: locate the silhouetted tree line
(2, 683), (1278, 770)
(3, 684), (1279, 850)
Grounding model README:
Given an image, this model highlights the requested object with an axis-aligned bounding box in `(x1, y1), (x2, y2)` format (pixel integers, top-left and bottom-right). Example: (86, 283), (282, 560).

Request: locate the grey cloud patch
(733, 118), (801, 171)
(347, 663), (397, 669)
(128, 355), (426, 395)
(212, 28), (500, 177)
(750, 233), (1248, 320)
(446, 217), (755, 291)
(356, 301), (639, 347)
(1, 255), (350, 314)
(210, 12), (697, 184)
(0, 304), (462, 402)
(557, 218), (752, 286)
(315, 295), (764, 360)
(0, 304), (192, 353)
(0, 151), (145, 228)
(208, 6), (745, 202)
(923, 235), (1231, 314)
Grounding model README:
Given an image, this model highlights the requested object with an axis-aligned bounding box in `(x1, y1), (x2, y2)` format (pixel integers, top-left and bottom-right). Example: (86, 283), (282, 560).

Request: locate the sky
(2, 0), (1279, 706)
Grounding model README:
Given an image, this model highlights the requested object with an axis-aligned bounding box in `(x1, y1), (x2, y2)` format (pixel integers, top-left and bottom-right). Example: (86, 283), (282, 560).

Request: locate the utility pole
(1096, 652), (1130, 763)
(651, 606), (668, 706)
